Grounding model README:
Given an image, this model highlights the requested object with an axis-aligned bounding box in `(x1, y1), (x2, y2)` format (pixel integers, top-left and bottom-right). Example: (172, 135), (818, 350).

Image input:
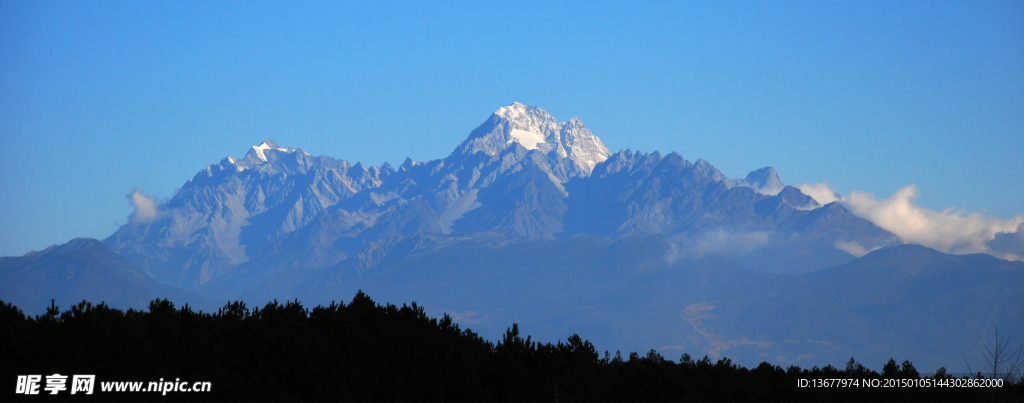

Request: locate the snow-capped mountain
(454, 102), (611, 177)
(105, 102), (896, 293)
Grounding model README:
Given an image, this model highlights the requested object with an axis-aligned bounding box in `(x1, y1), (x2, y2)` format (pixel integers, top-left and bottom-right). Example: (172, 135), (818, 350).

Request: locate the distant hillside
(0, 238), (222, 315)
(238, 234), (1024, 372)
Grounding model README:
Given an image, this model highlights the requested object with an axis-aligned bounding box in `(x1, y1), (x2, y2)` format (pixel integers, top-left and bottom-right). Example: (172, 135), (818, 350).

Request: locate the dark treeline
(1, 293), (1021, 402)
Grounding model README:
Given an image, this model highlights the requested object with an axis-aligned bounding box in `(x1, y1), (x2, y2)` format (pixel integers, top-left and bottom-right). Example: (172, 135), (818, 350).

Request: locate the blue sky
(1, 1), (1022, 256)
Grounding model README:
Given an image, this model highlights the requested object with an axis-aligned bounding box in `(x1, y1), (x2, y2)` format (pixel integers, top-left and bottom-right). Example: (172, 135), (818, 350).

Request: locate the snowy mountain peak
(492, 102), (560, 151)
(456, 103), (610, 176)
(250, 140), (289, 162)
(493, 101), (530, 119)
(493, 102), (553, 124)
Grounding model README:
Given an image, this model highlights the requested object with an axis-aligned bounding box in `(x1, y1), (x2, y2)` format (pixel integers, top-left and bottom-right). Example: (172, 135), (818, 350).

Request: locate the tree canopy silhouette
(1, 294), (1020, 402)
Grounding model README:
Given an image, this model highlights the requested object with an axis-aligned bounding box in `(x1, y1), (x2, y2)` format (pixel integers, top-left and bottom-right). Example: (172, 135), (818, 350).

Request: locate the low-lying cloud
(797, 182), (1024, 259)
(795, 182), (841, 206)
(987, 223), (1024, 260)
(127, 188), (159, 224)
(833, 240), (880, 257)
(665, 230), (770, 263)
(692, 230), (770, 255)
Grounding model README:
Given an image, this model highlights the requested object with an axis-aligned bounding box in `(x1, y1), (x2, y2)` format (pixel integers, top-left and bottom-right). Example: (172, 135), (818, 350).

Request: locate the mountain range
(3, 102), (1020, 372)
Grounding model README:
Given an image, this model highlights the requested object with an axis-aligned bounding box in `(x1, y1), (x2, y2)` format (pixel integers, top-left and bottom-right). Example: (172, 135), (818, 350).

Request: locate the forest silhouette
(2, 293), (1021, 402)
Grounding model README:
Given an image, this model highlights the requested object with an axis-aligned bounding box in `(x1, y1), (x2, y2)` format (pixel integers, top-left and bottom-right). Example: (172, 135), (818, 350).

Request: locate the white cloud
(833, 240), (880, 257)
(665, 230), (770, 263)
(691, 229), (770, 255)
(801, 183), (1024, 256)
(796, 182), (841, 206)
(986, 223), (1024, 261)
(127, 188), (158, 224)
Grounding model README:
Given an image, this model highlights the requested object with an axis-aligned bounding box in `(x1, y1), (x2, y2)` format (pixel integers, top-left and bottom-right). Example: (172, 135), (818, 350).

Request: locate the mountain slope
(0, 238), (221, 315)
(105, 141), (392, 289)
(562, 150), (898, 273)
(738, 244), (1024, 370)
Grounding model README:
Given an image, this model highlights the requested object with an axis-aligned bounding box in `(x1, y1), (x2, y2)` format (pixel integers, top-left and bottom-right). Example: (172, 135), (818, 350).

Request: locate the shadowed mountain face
(4, 102), (1014, 372)
(0, 238), (221, 315)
